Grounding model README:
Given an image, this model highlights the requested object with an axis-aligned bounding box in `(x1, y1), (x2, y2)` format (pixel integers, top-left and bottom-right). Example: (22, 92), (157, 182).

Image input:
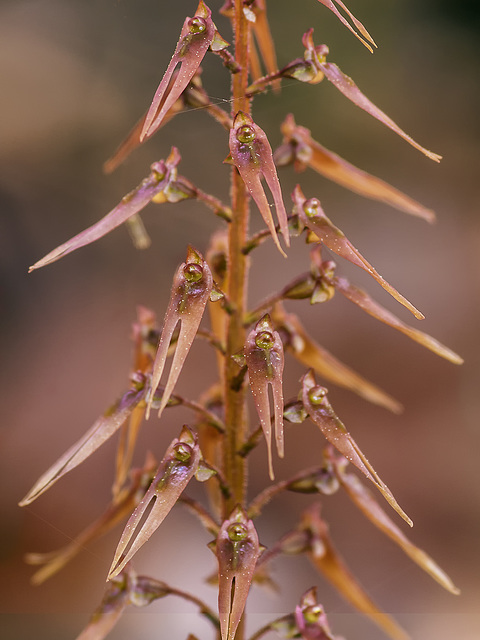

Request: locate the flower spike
(213, 505), (261, 640)
(315, 0), (376, 53)
(145, 246), (213, 420)
(301, 370), (412, 526)
(141, 2), (218, 141)
(29, 149), (182, 272)
(229, 111), (289, 256)
(245, 314), (285, 480)
(108, 426), (200, 580)
(293, 184), (424, 319)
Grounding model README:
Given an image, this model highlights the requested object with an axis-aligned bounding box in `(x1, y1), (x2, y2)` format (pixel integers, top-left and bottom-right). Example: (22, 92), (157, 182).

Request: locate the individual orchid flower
(315, 0), (376, 53)
(271, 303), (403, 413)
(310, 250), (463, 364)
(327, 450), (460, 595)
(301, 29), (441, 162)
(140, 2), (227, 141)
(25, 453), (157, 585)
(108, 426), (201, 580)
(293, 184), (424, 319)
(295, 587), (336, 640)
(19, 372), (149, 506)
(301, 370), (412, 526)
(145, 246), (213, 420)
(29, 148), (182, 272)
(229, 111), (290, 256)
(212, 505), (261, 640)
(245, 314), (285, 480)
(275, 114), (436, 223)
(300, 504), (409, 640)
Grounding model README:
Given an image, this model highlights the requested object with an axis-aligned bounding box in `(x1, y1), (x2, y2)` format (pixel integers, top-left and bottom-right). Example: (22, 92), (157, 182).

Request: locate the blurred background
(1, 1), (479, 639)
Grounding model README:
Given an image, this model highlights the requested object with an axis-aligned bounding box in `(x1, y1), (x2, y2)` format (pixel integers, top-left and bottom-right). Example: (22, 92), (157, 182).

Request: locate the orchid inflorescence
(22, 2), (461, 640)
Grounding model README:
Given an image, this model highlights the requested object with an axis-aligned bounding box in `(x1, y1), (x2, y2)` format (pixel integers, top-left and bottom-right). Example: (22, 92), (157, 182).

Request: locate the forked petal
(19, 385), (147, 506)
(29, 157), (178, 272)
(216, 505), (261, 640)
(141, 2), (216, 140)
(108, 427), (200, 580)
(301, 505), (410, 640)
(145, 247), (213, 419)
(245, 315), (285, 480)
(319, 62), (442, 162)
(229, 111), (289, 256)
(294, 185), (424, 319)
(334, 277), (463, 364)
(301, 371), (412, 526)
(316, 0), (376, 52)
(271, 304), (402, 413)
(329, 455), (460, 595)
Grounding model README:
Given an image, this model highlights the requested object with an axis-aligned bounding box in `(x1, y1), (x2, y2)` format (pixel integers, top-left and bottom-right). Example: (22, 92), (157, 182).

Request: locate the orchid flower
(309, 250), (463, 364)
(245, 314), (285, 480)
(300, 504), (410, 640)
(24, 454), (157, 585)
(295, 587), (336, 640)
(108, 426), (201, 580)
(29, 148), (182, 272)
(212, 505), (261, 640)
(315, 0), (376, 53)
(327, 450), (460, 595)
(271, 303), (403, 413)
(300, 29), (441, 161)
(275, 114), (436, 223)
(19, 372), (149, 506)
(140, 1), (229, 141)
(229, 111), (289, 256)
(145, 246), (213, 420)
(293, 184), (424, 319)
(301, 370), (412, 526)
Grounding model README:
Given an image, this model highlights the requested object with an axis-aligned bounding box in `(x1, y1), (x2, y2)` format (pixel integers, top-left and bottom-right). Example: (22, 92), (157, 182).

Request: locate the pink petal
(294, 185), (424, 319)
(108, 427), (200, 580)
(145, 247), (213, 420)
(141, 2), (216, 140)
(301, 371), (412, 526)
(316, 0), (376, 52)
(320, 61), (442, 162)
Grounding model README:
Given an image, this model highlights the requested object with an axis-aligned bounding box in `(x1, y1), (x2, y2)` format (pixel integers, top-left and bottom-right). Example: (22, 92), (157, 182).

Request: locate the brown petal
(320, 61), (441, 162)
(301, 370), (412, 526)
(330, 454), (460, 595)
(271, 304), (402, 413)
(108, 426), (200, 580)
(294, 185), (424, 319)
(334, 276), (463, 364)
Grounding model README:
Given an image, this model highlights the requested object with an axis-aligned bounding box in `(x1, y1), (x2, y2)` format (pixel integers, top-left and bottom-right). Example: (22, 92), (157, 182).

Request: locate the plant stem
(222, 0), (252, 516)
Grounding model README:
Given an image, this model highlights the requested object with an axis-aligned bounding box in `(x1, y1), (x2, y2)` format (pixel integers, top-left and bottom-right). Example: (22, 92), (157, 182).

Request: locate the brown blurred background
(1, 1), (479, 639)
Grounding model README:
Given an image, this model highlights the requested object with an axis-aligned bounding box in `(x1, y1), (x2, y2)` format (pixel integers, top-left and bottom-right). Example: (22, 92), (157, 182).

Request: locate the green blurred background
(1, 1), (479, 639)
